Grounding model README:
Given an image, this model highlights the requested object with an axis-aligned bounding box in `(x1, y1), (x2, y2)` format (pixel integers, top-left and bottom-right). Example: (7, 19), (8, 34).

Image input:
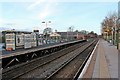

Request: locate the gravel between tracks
(17, 41), (93, 79)
(49, 40), (97, 79)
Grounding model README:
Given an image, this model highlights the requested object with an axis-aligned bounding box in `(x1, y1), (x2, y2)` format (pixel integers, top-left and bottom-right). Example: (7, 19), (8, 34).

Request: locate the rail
(46, 39), (98, 79)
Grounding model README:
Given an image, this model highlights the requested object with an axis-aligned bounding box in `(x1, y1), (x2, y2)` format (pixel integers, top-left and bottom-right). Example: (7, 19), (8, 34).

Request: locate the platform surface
(83, 39), (118, 79)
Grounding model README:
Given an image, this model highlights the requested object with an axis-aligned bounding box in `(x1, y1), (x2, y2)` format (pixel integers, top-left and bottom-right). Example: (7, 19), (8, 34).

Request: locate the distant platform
(1, 42), (64, 58)
(1, 40), (84, 59)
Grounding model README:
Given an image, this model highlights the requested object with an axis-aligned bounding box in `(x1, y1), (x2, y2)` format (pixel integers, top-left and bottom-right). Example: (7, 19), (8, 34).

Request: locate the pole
(114, 17), (117, 45)
(46, 22), (47, 28)
(77, 31), (78, 40)
(112, 27), (114, 44)
(45, 22), (48, 44)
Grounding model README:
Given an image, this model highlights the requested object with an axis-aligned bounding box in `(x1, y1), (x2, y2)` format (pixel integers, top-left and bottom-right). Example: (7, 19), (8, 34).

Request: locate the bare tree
(101, 11), (118, 43)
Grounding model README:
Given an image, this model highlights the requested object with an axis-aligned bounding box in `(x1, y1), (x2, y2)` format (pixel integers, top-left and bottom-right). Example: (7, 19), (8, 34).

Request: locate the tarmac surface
(83, 39), (118, 79)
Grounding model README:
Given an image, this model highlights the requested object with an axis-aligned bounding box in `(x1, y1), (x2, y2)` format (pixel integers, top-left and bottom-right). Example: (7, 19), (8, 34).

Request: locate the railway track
(47, 39), (98, 80)
(18, 39), (98, 79)
(2, 40), (88, 80)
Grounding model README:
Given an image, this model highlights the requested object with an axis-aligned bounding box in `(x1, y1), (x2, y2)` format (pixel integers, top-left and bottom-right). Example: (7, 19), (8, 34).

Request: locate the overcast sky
(0, 0), (119, 34)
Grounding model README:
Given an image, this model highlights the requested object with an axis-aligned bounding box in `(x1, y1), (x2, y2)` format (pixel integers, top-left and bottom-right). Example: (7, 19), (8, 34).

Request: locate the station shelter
(2, 30), (38, 51)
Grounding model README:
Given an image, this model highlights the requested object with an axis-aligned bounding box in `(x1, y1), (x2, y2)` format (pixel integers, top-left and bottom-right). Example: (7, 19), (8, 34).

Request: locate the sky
(0, 0), (119, 35)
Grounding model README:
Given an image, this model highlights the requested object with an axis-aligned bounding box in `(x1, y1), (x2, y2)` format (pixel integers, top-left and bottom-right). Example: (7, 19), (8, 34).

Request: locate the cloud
(0, 19), (3, 24)
(27, 0), (45, 10)
(27, 0), (59, 20)
(38, 11), (50, 20)
(38, 2), (52, 20)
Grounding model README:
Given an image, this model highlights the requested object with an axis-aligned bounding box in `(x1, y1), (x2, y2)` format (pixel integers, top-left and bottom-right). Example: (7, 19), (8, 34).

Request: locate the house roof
(50, 32), (61, 37)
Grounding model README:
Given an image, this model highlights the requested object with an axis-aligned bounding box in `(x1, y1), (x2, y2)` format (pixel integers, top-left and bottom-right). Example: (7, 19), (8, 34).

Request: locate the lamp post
(42, 21), (51, 28)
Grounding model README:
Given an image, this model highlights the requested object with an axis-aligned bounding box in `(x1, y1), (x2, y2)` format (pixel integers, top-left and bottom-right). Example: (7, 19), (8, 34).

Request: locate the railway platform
(1, 41), (72, 59)
(82, 39), (118, 79)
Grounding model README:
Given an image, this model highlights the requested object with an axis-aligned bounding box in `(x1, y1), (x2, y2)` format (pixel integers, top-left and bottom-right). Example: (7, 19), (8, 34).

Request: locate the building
(50, 32), (61, 42)
(56, 32), (87, 41)
(87, 32), (97, 38)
